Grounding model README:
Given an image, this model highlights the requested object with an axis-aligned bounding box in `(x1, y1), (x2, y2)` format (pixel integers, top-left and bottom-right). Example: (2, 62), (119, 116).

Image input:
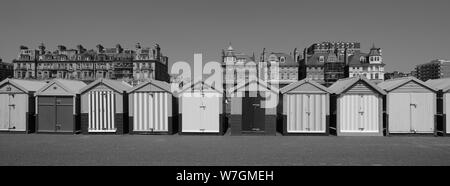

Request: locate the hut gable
(128, 80), (171, 93)
(175, 81), (223, 96)
(329, 76), (386, 95)
(379, 77), (436, 93)
(228, 79), (279, 94)
(36, 79), (86, 96)
(80, 78), (132, 94)
(0, 82), (26, 94)
(390, 81), (434, 93)
(38, 82), (71, 95)
(290, 83), (324, 93)
(280, 79), (331, 94)
(0, 79), (46, 94)
(346, 81), (378, 94)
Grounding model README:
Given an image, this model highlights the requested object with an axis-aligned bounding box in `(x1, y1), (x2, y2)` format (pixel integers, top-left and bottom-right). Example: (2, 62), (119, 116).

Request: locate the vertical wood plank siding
(133, 92), (169, 132)
(88, 91), (116, 132)
(286, 94), (326, 133)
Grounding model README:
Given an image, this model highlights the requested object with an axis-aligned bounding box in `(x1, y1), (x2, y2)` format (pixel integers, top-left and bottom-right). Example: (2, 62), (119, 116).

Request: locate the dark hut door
(242, 92), (265, 132)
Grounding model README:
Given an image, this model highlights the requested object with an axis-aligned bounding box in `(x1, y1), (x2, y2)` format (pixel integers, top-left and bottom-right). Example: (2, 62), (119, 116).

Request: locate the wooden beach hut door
(286, 94), (327, 133)
(340, 94), (379, 133)
(181, 92), (220, 133)
(0, 94), (26, 131)
(242, 92), (265, 132)
(88, 91), (116, 132)
(38, 96), (74, 132)
(389, 93), (434, 133)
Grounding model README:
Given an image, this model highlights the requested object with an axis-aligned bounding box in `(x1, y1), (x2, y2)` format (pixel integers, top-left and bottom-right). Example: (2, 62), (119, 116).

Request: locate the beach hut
(328, 76), (386, 136)
(79, 78), (132, 134)
(379, 77), (437, 135)
(0, 78), (46, 133)
(128, 80), (177, 134)
(279, 79), (332, 135)
(35, 79), (86, 133)
(228, 80), (278, 135)
(426, 78), (450, 136)
(178, 81), (226, 135)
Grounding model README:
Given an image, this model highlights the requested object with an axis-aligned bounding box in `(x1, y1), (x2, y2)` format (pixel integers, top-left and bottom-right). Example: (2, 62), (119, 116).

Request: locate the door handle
(359, 128), (364, 131)
(410, 104), (417, 108)
(252, 104), (260, 107)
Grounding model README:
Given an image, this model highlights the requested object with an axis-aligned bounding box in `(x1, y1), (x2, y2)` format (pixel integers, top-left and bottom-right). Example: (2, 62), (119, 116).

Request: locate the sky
(0, 0), (449, 72)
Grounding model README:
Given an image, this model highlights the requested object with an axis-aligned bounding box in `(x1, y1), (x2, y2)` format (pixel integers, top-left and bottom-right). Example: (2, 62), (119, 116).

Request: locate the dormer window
(280, 57), (285, 63)
(360, 56), (366, 63)
(319, 56), (324, 63)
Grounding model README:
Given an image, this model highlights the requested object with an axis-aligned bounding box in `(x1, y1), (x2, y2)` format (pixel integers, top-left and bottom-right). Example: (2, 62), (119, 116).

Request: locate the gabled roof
(425, 78), (450, 92)
(328, 75), (386, 95)
(127, 79), (171, 93)
(175, 81), (223, 96)
(228, 79), (279, 94)
(0, 78), (47, 93)
(378, 76), (436, 92)
(80, 78), (132, 94)
(35, 79), (87, 96)
(280, 79), (331, 94)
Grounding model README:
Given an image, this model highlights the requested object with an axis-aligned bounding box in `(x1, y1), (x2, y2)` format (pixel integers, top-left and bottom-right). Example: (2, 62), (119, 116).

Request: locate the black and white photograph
(0, 0), (450, 183)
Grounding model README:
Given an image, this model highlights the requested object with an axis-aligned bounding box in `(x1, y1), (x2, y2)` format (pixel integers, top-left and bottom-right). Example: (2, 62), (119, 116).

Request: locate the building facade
(300, 42), (360, 86)
(221, 44), (300, 89)
(0, 59), (14, 81)
(415, 59), (450, 81)
(300, 42), (385, 86)
(348, 45), (385, 83)
(260, 50), (299, 87)
(221, 44), (258, 93)
(12, 43), (169, 84)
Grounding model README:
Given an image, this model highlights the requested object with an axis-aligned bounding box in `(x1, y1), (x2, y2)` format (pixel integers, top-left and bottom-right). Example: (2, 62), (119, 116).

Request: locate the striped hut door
(88, 91), (116, 132)
(133, 92), (168, 132)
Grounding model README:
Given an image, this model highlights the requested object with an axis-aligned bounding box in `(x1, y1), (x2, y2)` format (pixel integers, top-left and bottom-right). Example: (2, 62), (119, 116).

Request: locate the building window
(319, 56), (324, 63)
(360, 56), (365, 63)
(375, 73), (379, 79)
